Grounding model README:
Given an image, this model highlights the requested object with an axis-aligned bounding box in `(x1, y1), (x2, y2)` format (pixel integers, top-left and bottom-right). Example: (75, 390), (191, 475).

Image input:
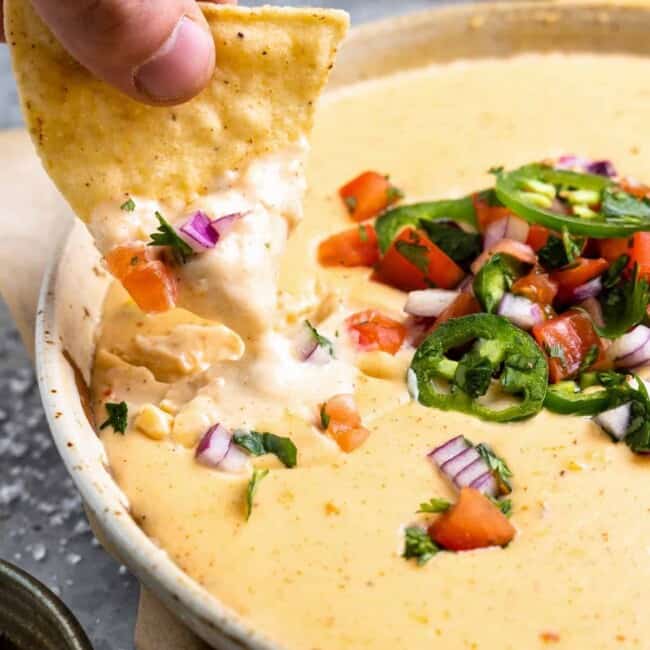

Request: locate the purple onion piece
(457, 275), (475, 295)
(617, 338), (650, 369)
(579, 297), (605, 328)
(470, 471), (498, 498)
(483, 217), (508, 251)
(195, 424), (232, 467)
(610, 325), (650, 366)
(585, 160), (617, 178)
(594, 403), (631, 441)
(573, 277), (602, 302)
(428, 435), (469, 466)
(295, 321), (318, 361)
(217, 444), (250, 473)
(454, 457), (490, 489)
(497, 293), (545, 330)
(404, 289), (459, 318)
(212, 212), (243, 239)
(440, 447), (480, 479)
(179, 211), (219, 251)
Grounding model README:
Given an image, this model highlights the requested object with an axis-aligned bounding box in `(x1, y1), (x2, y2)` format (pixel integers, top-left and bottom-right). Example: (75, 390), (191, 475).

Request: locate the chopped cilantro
(602, 254), (630, 289)
(419, 221), (482, 266)
(305, 320), (334, 357)
(233, 430), (297, 468)
(120, 197), (136, 212)
(476, 443), (513, 495)
(344, 196), (358, 213)
(403, 526), (439, 566)
(417, 497), (451, 514)
(546, 343), (567, 369)
(245, 468), (269, 520)
(597, 264), (649, 338)
(395, 240), (430, 274)
(386, 185), (404, 203)
(148, 212), (193, 264)
(488, 165), (504, 175)
(358, 224), (369, 242)
(320, 404), (331, 430)
(538, 235), (569, 270)
(490, 497), (513, 517)
(454, 351), (493, 399)
(578, 344), (599, 374)
(99, 401), (128, 434)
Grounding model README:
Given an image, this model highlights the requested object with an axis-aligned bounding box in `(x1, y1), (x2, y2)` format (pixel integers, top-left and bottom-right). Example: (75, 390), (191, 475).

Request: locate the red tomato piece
(317, 224), (379, 268)
(532, 309), (608, 383)
(472, 192), (512, 232)
(430, 293), (481, 332)
(346, 309), (406, 355)
(320, 394), (369, 452)
(511, 272), (558, 306)
(526, 224), (552, 252)
(618, 178), (650, 199)
(597, 237), (632, 264)
(630, 232), (650, 280)
(549, 257), (609, 303)
(105, 243), (177, 313)
(339, 171), (402, 222)
(428, 488), (516, 551)
(376, 228), (465, 291)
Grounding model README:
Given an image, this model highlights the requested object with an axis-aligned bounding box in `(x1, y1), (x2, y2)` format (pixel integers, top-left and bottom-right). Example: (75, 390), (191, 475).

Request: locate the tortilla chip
(5, 2), (348, 222)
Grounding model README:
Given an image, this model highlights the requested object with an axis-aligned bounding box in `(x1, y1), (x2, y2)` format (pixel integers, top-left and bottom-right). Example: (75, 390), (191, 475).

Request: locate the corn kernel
(135, 404), (173, 441)
(358, 350), (406, 380)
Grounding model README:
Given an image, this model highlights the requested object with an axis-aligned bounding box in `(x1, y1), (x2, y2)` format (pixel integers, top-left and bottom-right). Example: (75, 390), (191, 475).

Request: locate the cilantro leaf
(233, 430), (297, 468)
(419, 221), (481, 266)
(546, 343), (567, 369)
(245, 468), (269, 520)
(476, 443), (513, 495)
(305, 320), (334, 357)
(578, 345), (600, 374)
(99, 401), (128, 434)
(395, 240), (430, 274)
(489, 497), (513, 517)
(601, 187), (650, 224)
(597, 264), (649, 338)
(454, 350), (493, 398)
(403, 526), (439, 565)
(358, 224), (369, 242)
(386, 185), (404, 202)
(120, 197), (136, 212)
(320, 404), (331, 429)
(417, 497), (451, 514)
(602, 254), (630, 289)
(148, 212), (193, 264)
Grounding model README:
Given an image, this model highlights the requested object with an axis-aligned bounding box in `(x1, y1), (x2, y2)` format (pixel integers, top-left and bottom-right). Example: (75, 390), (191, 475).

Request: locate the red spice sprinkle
(540, 631), (560, 644)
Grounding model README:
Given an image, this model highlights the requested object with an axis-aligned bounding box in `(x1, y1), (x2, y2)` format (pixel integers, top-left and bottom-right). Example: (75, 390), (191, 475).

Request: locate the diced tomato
(345, 309), (406, 355)
(105, 243), (177, 313)
(376, 228), (465, 291)
(596, 237), (632, 264)
(472, 192), (512, 232)
(339, 171), (402, 222)
(532, 309), (609, 383)
(471, 239), (537, 275)
(430, 293), (481, 332)
(526, 224), (552, 252)
(549, 257), (609, 303)
(630, 232), (650, 280)
(511, 272), (558, 306)
(317, 225), (379, 268)
(618, 178), (650, 199)
(428, 487), (515, 551)
(320, 394), (369, 452)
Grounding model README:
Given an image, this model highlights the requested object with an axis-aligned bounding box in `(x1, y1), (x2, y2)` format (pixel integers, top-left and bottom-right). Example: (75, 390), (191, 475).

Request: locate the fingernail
(134, 16), (214, 102)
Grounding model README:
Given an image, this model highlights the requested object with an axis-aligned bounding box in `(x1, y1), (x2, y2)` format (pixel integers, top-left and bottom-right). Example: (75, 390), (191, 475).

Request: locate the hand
(1, 0), (237, 105)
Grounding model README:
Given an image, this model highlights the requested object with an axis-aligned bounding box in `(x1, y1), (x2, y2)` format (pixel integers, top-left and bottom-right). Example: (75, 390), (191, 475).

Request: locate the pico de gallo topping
(321, 158), (650, 457)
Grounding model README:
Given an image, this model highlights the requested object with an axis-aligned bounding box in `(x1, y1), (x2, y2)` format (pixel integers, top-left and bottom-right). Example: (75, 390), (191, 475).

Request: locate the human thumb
(29, 0), (219, 105)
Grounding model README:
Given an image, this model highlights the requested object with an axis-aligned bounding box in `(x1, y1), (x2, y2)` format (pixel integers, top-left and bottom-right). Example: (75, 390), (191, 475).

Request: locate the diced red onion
(428, 435), (469, 466)
(585, 160), (617, 178)
(483, 216), (530, 251)
(573, 276), (602, 302)
(470, 471), (498, 498)
(195, 423), (232, 467)
(454, 457), (490, 489)
(294, 321), (331, 364)
(497, 293), (545, 330)
(457, 274), (475, 295)
(211, 212), (243, 239)
(404, 289), (459, 318)
(440, 447), (480, 478)
(594, 403), (631, 441)
(217, 444), (250, 473)
(407, 367), (419, 400)
(609, 325), (650, 368)
(556, 155), (617, 178)
(179, 211), (219, 251)
(471, 239), (536, 274)
(579, 297), (604, 328)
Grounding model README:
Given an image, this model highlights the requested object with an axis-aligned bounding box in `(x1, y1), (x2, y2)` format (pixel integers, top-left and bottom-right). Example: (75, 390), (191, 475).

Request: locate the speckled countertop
(0, 2), (461, 648)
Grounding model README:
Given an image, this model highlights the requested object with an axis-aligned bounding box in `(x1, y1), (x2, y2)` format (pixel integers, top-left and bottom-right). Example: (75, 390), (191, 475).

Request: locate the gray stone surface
(0, 1), (466, 648)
